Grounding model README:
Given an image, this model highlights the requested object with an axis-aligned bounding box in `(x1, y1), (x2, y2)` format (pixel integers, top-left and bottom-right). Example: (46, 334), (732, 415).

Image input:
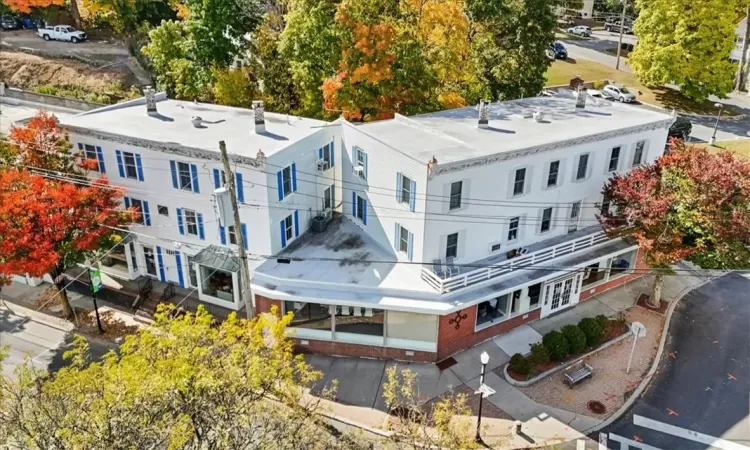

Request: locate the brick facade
(292, 339), (436, 362)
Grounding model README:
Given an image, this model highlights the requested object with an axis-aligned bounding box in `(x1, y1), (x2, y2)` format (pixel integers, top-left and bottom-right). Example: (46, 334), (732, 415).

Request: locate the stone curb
(318, 410), (393, 439)
(502, 329), (633, 387)
(582, 274), (721, 435)
(0, 297), (74, 332)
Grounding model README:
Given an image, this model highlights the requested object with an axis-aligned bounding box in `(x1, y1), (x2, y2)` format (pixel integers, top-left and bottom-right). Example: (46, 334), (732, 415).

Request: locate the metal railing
(421, 231), (609, 294)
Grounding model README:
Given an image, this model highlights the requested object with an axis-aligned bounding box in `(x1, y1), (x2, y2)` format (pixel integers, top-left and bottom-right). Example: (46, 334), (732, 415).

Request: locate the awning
(192, 245), (241, 272)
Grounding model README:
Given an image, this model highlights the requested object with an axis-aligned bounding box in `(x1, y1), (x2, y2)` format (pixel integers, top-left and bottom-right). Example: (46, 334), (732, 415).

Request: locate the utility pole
(615, 0), (628, 71)
(219, 140), (255, 320)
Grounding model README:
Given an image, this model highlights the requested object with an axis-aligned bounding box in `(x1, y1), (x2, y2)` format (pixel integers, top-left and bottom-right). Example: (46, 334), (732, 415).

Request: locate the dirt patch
(0, 50), (137, 94)
(636, 293), (669, 315)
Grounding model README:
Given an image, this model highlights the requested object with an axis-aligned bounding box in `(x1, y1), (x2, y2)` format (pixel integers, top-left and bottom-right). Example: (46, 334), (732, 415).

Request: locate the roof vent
(144, 86), (158, 116)
(191, 116), (203, 128)
(533, 111), (545, 122)
(252, 100), (266, 134)
(478, 99), (490, 129)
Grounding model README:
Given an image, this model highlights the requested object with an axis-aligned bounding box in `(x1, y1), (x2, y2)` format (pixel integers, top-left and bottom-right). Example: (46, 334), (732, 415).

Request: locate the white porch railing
(421, 231), (609, 294)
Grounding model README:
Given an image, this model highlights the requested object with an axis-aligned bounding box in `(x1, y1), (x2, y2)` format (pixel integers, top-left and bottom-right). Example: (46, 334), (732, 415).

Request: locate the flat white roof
(60, 96), (328, 157)
(357, 94), (673, 164)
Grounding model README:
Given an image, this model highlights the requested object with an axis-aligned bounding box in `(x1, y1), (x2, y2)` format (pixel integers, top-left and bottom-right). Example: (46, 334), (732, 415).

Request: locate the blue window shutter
(219, 225), (226, 245)
(277, 170), (284, 201)
(143, 201), (151, 226)
(115, 150), (125, 178)
(351, 191), (356, 216)
(241, 223), (248, 250)
(156, 246), (166, 282)
(331, 141), (335, 167)
(135, 154), (144, 181)
(190, 164), (200, 193)
(362, 199), (367, 225)
(407, 231), (414, 261)
(319, 147), (323, 160)
(363, 153), (368, 180)
(280, 220), (287, 248)
(177, 208), (184, 235)
(95, 146), (106, 173)
(291, 163), (297, 192)
(396, 172), (402, 201)
(175, 252), (185, 288)
(409, 180), (417, 212)
(394, 223), (399, 251)
(124, 197), (130, 209)
(78, 143), (83, 151)
(197, 213), (205, 240)
(294, 211), (299, 238)
(213, 168), (221, 189)
(236, 173), (244, 203)
(170, 161), (178, 188)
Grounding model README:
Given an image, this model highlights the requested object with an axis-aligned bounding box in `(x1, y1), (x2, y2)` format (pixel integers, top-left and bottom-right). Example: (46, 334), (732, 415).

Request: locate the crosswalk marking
(634, 415), (750, 450)
(609, 432), (664, 450)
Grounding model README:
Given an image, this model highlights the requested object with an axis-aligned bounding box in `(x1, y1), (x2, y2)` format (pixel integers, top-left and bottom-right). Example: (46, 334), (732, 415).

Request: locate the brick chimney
(252, 100), (266, 134)
(144, 86), (158, 116)
(478, 99), (490, 129)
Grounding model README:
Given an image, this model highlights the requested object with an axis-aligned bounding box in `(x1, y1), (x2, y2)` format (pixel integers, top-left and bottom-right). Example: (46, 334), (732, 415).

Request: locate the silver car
(566, 25), (591, 37)
(603, 85), (637, 103)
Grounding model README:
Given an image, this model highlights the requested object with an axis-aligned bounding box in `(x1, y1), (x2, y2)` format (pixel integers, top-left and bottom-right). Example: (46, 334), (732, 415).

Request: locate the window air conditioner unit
(353, 165), (364, 175)
(317, 159), (329, 172)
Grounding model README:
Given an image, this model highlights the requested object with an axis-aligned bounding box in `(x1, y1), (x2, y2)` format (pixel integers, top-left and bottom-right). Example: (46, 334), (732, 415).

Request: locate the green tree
(599, 141), (750, 307)
(629, 0), (739, 100)
(211, 66), (258, 107)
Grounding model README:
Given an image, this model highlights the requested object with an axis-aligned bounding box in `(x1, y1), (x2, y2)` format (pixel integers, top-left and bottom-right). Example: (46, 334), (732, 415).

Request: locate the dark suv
(668, 116), (692, 140)
(0, 15), (21, 30)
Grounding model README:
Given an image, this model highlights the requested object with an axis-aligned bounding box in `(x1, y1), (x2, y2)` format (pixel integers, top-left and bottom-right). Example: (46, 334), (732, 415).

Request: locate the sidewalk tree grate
(587, 400), (607, 414)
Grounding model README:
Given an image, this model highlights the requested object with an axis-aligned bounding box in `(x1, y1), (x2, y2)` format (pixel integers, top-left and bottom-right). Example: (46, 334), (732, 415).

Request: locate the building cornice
(64, 125), (263, 167)
(429, 117), (675, 177)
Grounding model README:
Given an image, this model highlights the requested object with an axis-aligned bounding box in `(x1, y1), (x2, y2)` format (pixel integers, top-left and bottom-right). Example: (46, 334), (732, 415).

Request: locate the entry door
(542, 274), (582, 317)
(142, 245), (157, 277)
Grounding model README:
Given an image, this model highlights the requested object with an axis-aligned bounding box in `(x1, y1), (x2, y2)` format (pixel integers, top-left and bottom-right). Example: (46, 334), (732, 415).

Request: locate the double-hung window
(184, 209), (198, 236)
(632, 141), (645, 166)
(355, 148), (368, 180)
(576, 154), (589, 180)
(449, 181), (462, 210)
(356, 195), (365, 221)
(228, 225), (237, 245)
(399, 226), (409, 253)
(282, 166), (292, 196)
(284, 215), (293, 241)
(323, 186), (332, 210)
(279, 211), (299, 248)
(178, 162), (193, 191)
(446, 233), (458, 259)
(540, 207), (553, 233)
(177, 208), (204, 239)
(508, 217), (520, 241)
(321, 143), (332, 167)
(276, 164), (297, 201)
(568, 201), (581, 233)
(396, 172), (416, 211)
(513, 168), (526, 196)
(83, 144), (97, 163)
(124, 197), (150, 226)
(547, 161), (560, 187)
(123, 152), (138, 179)
(601, 193), (611, 215)
(170, 161), (199, 193)
(400, 174), (412, 204)
(608, 146), (621, 172)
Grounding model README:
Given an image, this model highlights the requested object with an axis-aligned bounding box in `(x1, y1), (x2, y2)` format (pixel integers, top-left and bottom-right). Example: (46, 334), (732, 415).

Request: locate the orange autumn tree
(0, 169), (136, 318)
(3, 0), (63, 12)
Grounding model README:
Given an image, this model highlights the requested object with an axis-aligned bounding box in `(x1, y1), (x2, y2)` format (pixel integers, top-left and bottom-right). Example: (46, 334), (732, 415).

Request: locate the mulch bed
(636, 293), (669, 315)
(503, 320), (630, 382)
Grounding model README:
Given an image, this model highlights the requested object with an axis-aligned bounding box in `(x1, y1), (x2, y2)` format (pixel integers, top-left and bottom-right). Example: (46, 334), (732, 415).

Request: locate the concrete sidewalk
(308, 264), (715, 447)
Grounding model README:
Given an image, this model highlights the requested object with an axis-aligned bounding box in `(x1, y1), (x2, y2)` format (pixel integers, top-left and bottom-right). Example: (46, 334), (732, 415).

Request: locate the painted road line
(608, 432), (664, 450)
(634, 415), (750, 450)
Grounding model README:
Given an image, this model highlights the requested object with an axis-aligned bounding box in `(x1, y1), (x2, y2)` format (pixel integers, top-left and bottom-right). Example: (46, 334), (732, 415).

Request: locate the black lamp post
(475, 351), (490, 442)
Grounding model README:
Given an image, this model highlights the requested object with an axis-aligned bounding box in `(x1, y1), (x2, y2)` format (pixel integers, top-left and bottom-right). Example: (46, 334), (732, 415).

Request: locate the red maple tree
(599, 139), (750, 306)
(0, 169), (136, 318)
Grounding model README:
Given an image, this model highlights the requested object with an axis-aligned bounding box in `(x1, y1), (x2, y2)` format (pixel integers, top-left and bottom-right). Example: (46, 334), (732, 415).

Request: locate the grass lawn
(604, 47), (630, 58)
(544, 58), (740, 117)
(697, 140), (750, 159)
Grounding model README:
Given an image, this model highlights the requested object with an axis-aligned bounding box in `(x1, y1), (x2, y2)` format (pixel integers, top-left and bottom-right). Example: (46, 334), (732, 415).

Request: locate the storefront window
(284, 301), (333, 331)
(477, 294), (509, 328)
(200, 266), (234, 302)
(610, 249), (636, 279)
(335, 306), (385, 336)
(582, 262), (607, 287)
(101, 240), (129, 273)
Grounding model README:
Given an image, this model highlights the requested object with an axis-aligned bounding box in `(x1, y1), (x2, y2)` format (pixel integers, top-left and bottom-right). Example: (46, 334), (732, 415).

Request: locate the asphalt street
(601, 273), (750, 450)
(0, 303), (112, 377)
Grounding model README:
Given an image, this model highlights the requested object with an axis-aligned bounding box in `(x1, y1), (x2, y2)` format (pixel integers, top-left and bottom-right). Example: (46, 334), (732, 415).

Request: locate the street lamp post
(710, 103), (724, 146)
(475, 351), (490, 442)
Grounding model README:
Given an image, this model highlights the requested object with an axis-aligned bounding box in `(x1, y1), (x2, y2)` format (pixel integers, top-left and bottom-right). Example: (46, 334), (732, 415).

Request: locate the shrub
(593, 80), (606, 90)
(509, 353), (532, 376)
(578, 317), (603, 347)
(543, 331), (569, 361)
(595, 314), (609, 331)
(562, 325), (587, 354)
(529, 342), (550, 366)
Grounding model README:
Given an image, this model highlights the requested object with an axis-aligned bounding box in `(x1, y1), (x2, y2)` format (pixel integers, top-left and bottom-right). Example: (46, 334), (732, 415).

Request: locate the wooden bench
(563, 360), (593, 387)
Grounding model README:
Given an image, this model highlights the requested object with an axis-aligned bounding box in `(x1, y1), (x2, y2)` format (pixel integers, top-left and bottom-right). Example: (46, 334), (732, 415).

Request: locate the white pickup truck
(38, 25), (87, 43)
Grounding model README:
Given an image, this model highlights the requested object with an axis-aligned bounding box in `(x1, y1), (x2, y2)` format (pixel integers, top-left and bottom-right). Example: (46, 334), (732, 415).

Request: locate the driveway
(600, 273), (750, 450)
(0, 29), (129, 63)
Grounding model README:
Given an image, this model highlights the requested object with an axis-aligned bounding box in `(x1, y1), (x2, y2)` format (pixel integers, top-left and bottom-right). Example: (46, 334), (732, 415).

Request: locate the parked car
(605, 21), (633, 34)
(566, 25), (591, 37)
(0, 15), (22, 30)
(37, 25), (87, 43)
(586, 89), (603, 98)
(668, 116), (692, 140)
(549, 42), (568, 59)
(602, 84), (637, 103)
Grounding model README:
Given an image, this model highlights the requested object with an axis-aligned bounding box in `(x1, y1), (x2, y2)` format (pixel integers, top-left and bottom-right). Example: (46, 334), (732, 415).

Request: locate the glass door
(142, 245), (157, 277)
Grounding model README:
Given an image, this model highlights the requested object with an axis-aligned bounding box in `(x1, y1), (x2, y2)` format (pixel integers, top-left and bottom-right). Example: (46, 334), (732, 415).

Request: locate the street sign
(90, 269), (103, 294)
(631, 321), (647, 338)
(474, 383), (496, 399)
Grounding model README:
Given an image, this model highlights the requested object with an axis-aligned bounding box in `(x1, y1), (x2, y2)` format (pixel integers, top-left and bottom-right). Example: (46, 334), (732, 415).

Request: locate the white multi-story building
(60, 91), (673, 361)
